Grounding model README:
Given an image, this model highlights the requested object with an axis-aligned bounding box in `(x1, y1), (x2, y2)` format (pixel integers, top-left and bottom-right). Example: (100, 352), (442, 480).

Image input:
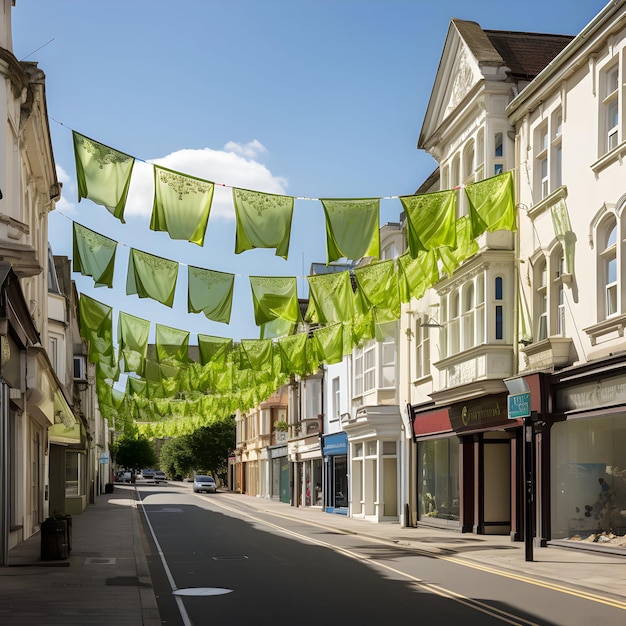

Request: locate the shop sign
(449, 394), (508, 432)
(508, 392), (530, 419)
(555, 374), (626, 413)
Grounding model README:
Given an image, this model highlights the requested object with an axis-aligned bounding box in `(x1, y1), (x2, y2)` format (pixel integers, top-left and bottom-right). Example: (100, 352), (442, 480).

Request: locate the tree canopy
(113, 434), (156, 477)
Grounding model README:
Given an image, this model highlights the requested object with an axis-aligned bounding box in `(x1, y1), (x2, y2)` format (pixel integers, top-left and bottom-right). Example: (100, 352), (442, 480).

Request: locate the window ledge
(583, 314), (626, 346)
(590, 140), (626, 176)
(521, 336), (573, 369)
(412, 374), (433, 386)
(527, 186), (568, 220)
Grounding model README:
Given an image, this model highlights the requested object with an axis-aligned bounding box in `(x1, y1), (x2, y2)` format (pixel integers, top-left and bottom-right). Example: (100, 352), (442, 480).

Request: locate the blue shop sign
(323, 432), (347, 456)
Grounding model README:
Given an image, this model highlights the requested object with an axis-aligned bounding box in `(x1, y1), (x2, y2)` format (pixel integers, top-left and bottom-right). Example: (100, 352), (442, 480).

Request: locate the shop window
(418, 437), (460, 522)
(65, 452), (80, 497)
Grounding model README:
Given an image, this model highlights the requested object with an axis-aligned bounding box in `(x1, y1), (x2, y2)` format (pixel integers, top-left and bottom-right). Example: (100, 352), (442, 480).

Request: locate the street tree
(188, 417), (236, 482)
(113, 435), (156, 482)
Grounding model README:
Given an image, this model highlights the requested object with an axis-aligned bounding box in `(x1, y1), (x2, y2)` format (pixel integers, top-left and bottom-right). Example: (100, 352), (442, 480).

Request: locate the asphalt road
(136, 482), (625, 626)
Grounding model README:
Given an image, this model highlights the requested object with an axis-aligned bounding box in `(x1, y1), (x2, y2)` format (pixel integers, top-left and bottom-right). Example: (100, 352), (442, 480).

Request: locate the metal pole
(1, 382), (8, 566)
(524, 413), (535, 562)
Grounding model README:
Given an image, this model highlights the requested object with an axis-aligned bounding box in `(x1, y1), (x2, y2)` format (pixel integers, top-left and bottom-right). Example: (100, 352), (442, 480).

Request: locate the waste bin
(40, 518), (69, 560)
(105, 482), (114, 493)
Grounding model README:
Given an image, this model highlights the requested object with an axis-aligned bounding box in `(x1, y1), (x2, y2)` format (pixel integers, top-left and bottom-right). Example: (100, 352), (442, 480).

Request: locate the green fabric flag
(397, 250), (439, 303)
(306, 270), (355, 324)
(73, 131), (135, 222)
(117, 311), (150, 375)
(127, 377), (147, 398)
(437, 215), (480, 277)
(260, 318), (295, 339)
(312, 323), (344, 365)
(156, 324), (190, 364)
(96, 359), (120, 382)
(354, 259), (400, 324)
(187, 266), (234, 324)
(233, 188), (294, 259)
(550, 199), (576, 274)
(240, 339), (274, 372)
(400, 189), (456, 256)
(320, 198), (380, 263)
(150, 165), (214, 246)
(78, 293), (114, 364)
(277, 332), (309, 375)
(72, 222), (117, 288)
(249, 276), (301, 326)
(465, 171), (516, 233)
(197, 335), (233, 367)
(127, 248), (179, 307)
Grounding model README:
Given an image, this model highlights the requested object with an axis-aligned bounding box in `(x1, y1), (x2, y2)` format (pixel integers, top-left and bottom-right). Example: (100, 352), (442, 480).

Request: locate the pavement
(1, 485), (625, 625)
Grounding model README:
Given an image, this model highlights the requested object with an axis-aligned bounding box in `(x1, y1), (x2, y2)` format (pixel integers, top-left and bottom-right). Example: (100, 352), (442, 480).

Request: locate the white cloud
(124, 145), (288, 221)
(223, 139), (267, 159)
(56, 163), (77, 214)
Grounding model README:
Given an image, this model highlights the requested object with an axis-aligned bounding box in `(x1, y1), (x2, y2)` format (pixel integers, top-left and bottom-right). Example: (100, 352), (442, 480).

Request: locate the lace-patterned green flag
(354, 260), (400, 324)
(312, 323), (344, 365)
(127, 248), (179, 307)
(437, 215), (480, 277)
(400, 189), (457, 256)
(465, 171), (516, 233)
(151, 165), (214, 246)
(73, 131), (135, 222)
(156, 324), (190, 364)
(197, 335), (233, 367)
(320, 198), (380, 263)
(277, 332), (310, 375)
(187, 266), (234, 324)
(118, 311), (150, 375)
(233, 188), (294, 259)
(240, 339), (274, 372)
(397, 250), (439, 303)
(78, 293), (114, 364)
(550, 199), (576, 274)
(249, 276), (301, 326)
(72, 222), (117, 288)
(306, 270), (355, 324)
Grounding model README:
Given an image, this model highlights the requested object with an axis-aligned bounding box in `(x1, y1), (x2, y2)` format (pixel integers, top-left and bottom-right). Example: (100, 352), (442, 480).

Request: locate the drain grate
(85, 557), (116, 565)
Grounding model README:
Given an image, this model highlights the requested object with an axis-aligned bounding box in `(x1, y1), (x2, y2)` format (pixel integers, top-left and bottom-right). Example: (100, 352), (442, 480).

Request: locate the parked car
(154, 470), (167, 482)
(140, 469), (155, 480)
(193, 475), (217, 493)
(115, 471), (132, 483)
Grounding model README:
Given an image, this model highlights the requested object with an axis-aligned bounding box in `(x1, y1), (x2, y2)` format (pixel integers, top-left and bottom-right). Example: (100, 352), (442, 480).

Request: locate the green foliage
(114, 434), (156, 472)
(159, 437), (195, 480)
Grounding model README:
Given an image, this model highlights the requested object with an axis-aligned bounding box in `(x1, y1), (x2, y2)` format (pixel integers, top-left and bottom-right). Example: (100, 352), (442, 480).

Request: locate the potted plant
(274, 420), (289, 432)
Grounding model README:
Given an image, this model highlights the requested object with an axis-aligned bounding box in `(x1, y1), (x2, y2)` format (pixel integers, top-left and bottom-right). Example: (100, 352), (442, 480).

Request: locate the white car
(193, 475), (217, 493)
(154, 470), (167, 482)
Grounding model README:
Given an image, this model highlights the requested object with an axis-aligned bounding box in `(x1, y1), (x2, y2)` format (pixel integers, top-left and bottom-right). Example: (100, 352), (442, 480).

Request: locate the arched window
(600, 216), (618, 317)
(462, 283), (475, 349)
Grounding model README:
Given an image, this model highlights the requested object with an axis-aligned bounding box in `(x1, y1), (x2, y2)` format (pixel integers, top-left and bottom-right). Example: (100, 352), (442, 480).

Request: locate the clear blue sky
(11, 0), (609, 346)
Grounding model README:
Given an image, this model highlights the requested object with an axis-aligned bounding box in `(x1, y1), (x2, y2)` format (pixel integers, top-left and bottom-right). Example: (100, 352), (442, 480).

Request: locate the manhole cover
(173, 588), (233, 597)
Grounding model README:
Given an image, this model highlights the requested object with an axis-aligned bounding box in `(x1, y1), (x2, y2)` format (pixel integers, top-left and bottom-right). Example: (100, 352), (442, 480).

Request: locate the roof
(484, 29), (574, 80)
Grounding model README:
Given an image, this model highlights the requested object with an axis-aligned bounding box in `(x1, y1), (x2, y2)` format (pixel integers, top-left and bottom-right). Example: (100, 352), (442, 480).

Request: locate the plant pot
(105, 482), (114, 493)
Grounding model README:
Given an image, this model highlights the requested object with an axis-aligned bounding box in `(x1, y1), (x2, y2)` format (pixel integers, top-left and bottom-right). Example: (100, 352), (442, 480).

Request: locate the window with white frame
(414, 319), (431, 380)
(304, 377), (322, 418)
(553, 109), (563, 188)
(331, 377), (340, 420)
(354, 347), (364, 396)
(363, 341), (376, 392)
(536, 258), (548, 341)
(493, 131), (504, 176)
(534, 245), (568, 341)
(381, 334), (396, 388)
(461, 283), (475, 350)
(600, 216), (618, 318)
(449, 291), (460, 354)
(603, 63), (620, 153)
(494, 276), (504, 341)
(476, 129), (485, 180)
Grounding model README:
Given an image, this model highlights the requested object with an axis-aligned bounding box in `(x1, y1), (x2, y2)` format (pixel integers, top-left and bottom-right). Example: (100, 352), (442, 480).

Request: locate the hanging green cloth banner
(127, 377), (147, 398)
(187, 266), (234, 324)
(72, 222), (117, 288)
(96, 359), (120, 383)
(437, 215), (480, 277)
(277, 332), (310, 376)
(465, 171), (516, 233)
(156, 324), (190, 364)
(249, 276), (301, 326)
(233, 188), (294, 259)
(550, 199), (576, 274)
(127, 248), (179, 307)
(73, 131), (135, 222)
(240, 339), (274, 372)
(118, 311), (150, 375)
(354, 259), (400, 324)
(312, 323), (344, 365)
(397, 250), (439, 303)
(320, 198), (380, 263)
(78, 293), (114, 365)
(260, 318), (295, 339)
(306, 270), (355, 325)
(197, 335), (233, 367)
(400, 189), (456, 256)
(150, 165), (214, 246)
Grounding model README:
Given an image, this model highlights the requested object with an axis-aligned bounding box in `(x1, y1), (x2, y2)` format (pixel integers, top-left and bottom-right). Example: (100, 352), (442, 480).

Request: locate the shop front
(412, 393), (520, 535)
(269, 443), (289, 503)
(549, 357), (626, 549)
(322, 432), (348, 515)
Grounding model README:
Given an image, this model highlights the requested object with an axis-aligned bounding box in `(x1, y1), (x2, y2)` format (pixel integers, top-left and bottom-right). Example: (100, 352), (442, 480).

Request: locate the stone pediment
(419, 19), (504, 151)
